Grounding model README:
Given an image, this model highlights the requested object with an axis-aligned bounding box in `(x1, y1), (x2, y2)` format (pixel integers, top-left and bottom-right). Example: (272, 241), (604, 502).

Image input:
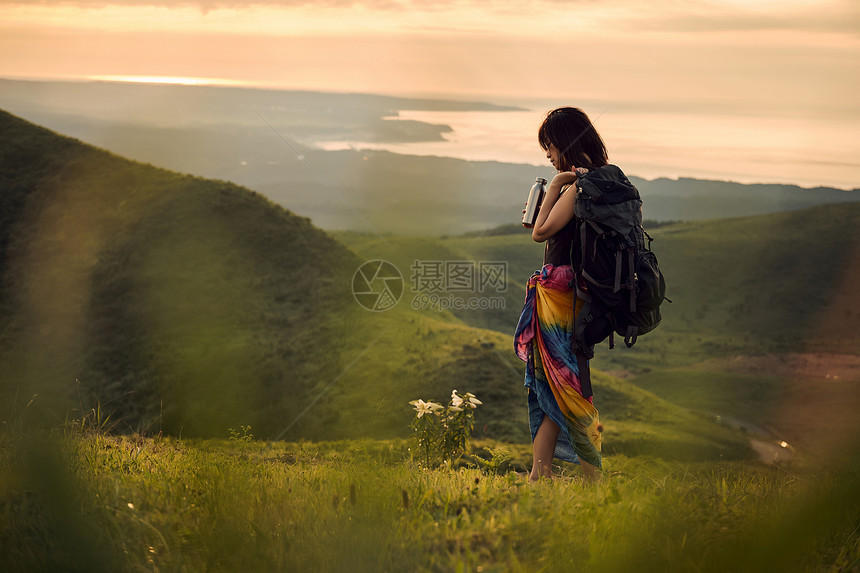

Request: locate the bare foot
(528, 471), (551, 484)
(581, 460), (601, 484)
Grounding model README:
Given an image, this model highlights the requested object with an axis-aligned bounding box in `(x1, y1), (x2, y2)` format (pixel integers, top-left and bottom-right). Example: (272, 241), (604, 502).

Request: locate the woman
(514, 107), (607, 483)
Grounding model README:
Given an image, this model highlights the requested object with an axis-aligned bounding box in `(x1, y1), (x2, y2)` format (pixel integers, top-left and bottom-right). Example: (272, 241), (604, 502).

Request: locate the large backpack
(569, 165), (669, 363)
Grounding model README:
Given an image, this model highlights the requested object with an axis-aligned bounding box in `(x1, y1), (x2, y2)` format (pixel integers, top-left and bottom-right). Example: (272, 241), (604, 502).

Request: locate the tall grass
(2, 431), (857, 572)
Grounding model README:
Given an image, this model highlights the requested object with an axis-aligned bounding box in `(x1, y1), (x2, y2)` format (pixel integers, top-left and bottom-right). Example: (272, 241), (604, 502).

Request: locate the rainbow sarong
(514, 264), (602, 468)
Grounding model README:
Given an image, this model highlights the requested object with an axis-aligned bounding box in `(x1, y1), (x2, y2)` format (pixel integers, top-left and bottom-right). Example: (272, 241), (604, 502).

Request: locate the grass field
(3, 430), (859, 573)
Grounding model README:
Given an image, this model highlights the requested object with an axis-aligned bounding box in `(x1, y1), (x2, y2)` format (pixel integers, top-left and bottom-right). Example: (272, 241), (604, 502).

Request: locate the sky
(1, 0), (858, 188)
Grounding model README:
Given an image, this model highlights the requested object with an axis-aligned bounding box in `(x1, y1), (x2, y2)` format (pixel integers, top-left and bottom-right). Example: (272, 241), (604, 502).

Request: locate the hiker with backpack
(514, 107), (667, 483)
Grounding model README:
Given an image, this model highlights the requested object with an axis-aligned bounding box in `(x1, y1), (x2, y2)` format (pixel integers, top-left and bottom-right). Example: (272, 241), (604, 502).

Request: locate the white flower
(449, 406), (463, 412)
(410, 399), (442, 418)
(451, 390), (464, 408)
(468, 396), (482, 407)
(409, 399), (430, 418)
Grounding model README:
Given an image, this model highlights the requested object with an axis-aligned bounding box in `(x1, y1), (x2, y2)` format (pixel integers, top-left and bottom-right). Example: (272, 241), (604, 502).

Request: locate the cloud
(0, 0), (622, 10)
(640, 8), (860, 37)
(0, 0), (428, 8)
(2, 0), (857, 42)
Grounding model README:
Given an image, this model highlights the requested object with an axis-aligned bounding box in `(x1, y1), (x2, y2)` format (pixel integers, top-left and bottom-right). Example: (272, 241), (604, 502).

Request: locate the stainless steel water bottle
(521, 177), (547, 227)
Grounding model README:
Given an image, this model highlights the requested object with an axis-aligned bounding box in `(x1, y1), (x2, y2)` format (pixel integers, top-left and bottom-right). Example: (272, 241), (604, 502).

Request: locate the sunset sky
(1, 0), (858, 188)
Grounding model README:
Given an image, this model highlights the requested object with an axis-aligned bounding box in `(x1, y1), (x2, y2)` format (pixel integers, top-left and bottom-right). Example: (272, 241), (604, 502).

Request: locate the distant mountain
(0, 78), (855, 236)
(0, 110), (747, 461)
(630, 176), (858, 222)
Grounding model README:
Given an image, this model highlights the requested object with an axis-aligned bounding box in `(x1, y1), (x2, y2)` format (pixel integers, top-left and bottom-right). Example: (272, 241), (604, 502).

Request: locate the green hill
(337, 201), (860, 364)
(0, 109), (360, 438)
(334, 203), (860, 461)
(0, 110), (749, 461)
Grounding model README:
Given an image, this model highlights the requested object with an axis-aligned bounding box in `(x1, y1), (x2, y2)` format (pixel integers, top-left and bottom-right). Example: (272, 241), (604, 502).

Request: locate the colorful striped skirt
(514, 263), (602, 468)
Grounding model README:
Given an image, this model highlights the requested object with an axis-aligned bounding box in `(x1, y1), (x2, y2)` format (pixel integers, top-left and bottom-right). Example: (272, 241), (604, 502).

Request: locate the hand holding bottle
(521, 177), (548, 227)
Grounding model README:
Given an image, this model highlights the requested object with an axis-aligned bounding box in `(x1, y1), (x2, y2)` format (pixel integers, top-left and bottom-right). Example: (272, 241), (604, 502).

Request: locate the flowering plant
(409, 390), (482, 467)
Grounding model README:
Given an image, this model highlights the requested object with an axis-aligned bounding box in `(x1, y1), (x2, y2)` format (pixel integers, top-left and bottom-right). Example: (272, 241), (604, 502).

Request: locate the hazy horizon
(1, 0), (858, 189)
(2, 75), (858, 191)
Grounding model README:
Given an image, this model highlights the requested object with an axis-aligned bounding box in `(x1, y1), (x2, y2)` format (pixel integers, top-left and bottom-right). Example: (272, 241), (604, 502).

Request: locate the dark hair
(538, 107), (608, 172)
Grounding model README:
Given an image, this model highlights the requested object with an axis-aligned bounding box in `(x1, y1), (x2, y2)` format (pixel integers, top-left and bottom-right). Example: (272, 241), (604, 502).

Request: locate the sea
(316, 97), (860, 191)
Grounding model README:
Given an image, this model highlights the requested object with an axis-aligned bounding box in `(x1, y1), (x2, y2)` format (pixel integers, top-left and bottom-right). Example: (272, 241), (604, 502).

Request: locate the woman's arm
(531, 172), (578, 242)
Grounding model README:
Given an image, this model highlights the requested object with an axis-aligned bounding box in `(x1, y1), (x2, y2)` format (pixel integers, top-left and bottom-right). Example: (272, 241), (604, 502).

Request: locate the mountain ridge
(0, 78), (855, 235)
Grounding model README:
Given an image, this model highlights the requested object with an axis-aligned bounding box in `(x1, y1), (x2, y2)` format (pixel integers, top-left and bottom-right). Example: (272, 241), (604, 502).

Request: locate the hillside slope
(360, 202), (860, 368)
(335, 204), (860, 462)
(0, 110), (748, 461)
(0, 109), (360, 437)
